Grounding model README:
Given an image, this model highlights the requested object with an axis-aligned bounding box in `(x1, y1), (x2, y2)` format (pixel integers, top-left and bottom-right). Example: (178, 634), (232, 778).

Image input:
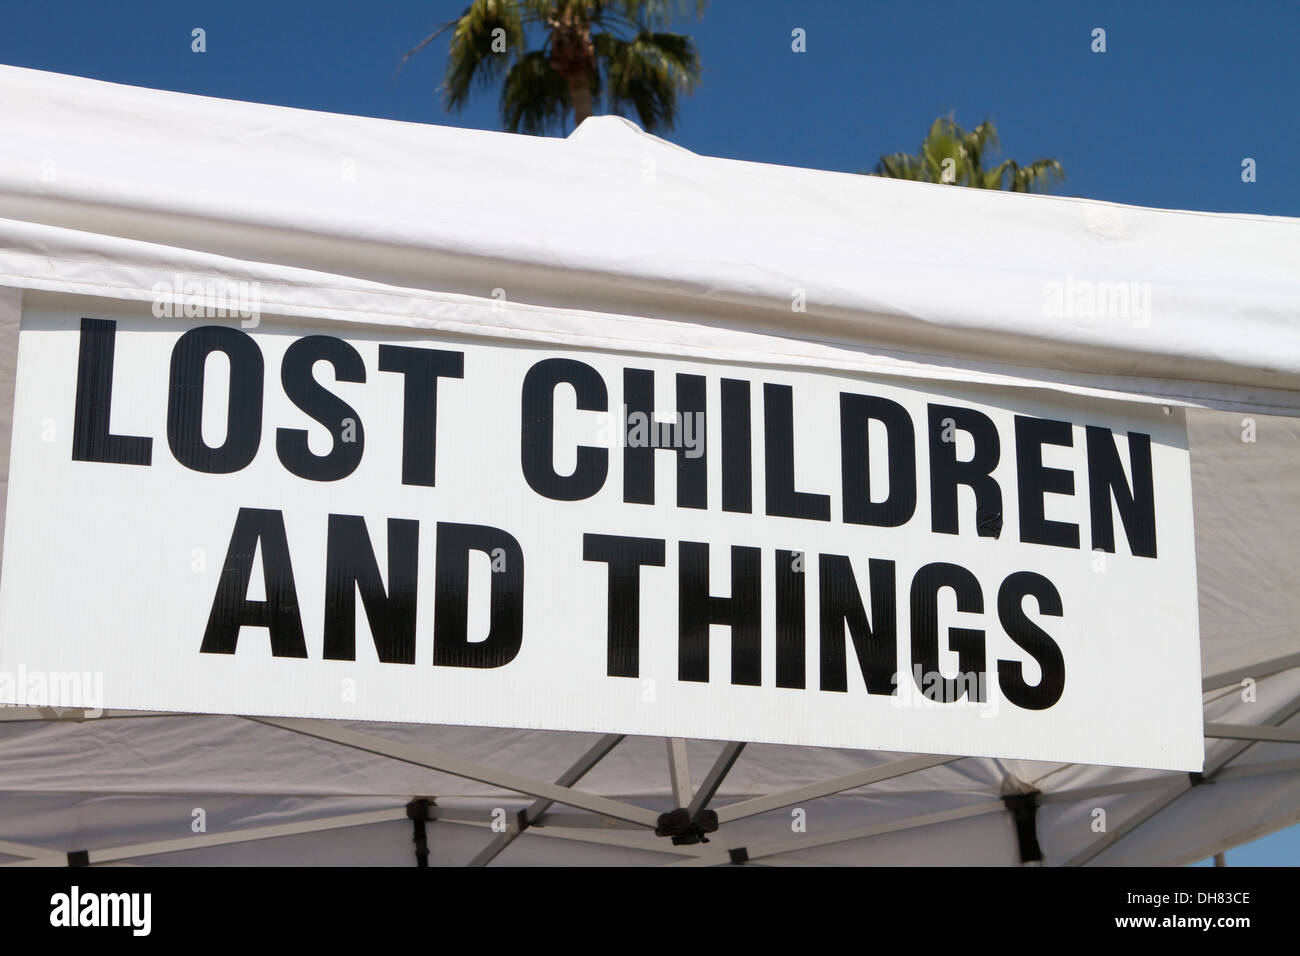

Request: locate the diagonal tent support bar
(422, 808), (711, 859)
(1037, 776), (1185, 805)
(666, 801), (1006, 866)
(667, 739), (693, 808)
(493, 820), (711, 858)
(1065, 690), (1300, 866)
(529, 812), (642, 829)
(247, 717), (660, 828)
(1036, 754), (1300, 807)
(687, 742), (745, 820)
(1036, 741), (1300, 810)
(1204, 722), (1300, 744)
(1214, 756), (1300, 781)
(1039, 753), (1300, 807)
(0, 838), (62, 860)
(467, 733), (624, 867)
(1060, 779), (1192, 869)
(1201, 653), (1300, 692)
(714, 754), (959, 824)
(3, 808), (412, 867)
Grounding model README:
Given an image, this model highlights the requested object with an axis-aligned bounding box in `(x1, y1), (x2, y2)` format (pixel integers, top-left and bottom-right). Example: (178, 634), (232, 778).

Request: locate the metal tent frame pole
(665, 802), (1007, 867)
(467, 733), (625, 867)
(245, 717), (661, 827)
(714, 754), (958, 825)
(688, 742), (745, 821)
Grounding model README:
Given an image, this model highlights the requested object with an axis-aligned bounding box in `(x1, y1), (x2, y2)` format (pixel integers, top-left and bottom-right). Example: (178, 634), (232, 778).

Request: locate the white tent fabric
(0, 65), (1296, 866)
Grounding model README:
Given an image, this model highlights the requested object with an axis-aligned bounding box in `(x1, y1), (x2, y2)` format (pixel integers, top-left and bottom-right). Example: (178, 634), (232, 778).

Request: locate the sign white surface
(0, 300), (1203, 769)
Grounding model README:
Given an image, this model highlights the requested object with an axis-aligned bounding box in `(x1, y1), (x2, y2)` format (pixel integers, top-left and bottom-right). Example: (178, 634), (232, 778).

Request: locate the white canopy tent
(0, 64), (1296, 866)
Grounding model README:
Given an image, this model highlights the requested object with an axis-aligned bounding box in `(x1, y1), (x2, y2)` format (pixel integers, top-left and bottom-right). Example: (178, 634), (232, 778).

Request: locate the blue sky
(1, 1), (1296, 865)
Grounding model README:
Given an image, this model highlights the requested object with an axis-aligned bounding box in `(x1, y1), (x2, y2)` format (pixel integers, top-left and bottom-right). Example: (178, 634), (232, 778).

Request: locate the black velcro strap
(1002, 791), (1043, 864)
(406, 798), (433, 868)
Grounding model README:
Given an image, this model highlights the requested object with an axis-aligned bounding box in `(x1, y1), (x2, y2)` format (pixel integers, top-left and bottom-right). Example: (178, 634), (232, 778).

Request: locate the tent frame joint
(654, 807), (719, 846)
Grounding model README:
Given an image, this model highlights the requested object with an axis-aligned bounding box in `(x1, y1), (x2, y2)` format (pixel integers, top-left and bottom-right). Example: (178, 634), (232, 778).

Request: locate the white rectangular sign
(0, 299), (1204, 769)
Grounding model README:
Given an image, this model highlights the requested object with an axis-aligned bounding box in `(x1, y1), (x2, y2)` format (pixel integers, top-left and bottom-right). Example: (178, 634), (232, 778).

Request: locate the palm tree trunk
(568, 73), (593, 128)
(549, 11), (595, 130)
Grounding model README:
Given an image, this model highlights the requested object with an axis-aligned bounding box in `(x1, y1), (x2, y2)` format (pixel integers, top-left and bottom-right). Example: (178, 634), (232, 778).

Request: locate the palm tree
(872, 115), (1065, 193)
(401, 1), (706, 136)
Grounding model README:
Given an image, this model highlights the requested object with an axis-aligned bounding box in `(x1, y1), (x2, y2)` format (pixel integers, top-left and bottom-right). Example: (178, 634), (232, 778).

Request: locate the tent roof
(1, 64), (1299, 414)
(0, 66), (1296, 866)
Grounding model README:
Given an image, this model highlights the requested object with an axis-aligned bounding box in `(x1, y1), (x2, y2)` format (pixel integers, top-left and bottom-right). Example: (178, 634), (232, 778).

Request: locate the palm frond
(1008, 158), (1066, 193)
(610, 0), (708, 29)
(596, 30), (699, 131)
(500, 49), (570, 134)
(978, 157), (1016, 190)
(395, 19), (459, 78)
(960, 119), (1000, 174)
(442, 0), (528, 113)
(871, 152), (927, 180)
(872, 115), (1065, 193)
